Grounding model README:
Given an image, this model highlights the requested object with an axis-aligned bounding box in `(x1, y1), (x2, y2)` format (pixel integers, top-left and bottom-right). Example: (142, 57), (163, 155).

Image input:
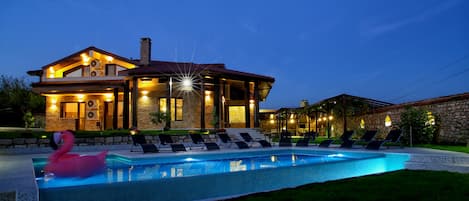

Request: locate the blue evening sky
(1, 0), (468, 109)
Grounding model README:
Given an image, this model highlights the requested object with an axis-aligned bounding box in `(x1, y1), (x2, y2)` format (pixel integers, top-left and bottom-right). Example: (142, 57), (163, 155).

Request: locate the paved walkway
(0, 145), (468, 201)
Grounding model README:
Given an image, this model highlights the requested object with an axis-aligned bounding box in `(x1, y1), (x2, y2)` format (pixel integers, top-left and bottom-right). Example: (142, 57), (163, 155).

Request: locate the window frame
(105, 64), (117, 76)
(60, 102), (80, 119)
(159, 97), (184, 121)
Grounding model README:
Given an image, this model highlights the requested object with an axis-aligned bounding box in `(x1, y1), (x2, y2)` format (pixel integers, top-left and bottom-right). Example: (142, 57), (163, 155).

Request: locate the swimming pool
(34, 149), (409, 201)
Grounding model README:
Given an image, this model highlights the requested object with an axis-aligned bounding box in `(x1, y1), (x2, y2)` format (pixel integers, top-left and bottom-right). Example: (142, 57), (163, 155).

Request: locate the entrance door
(228, 106), (245, 128)
(104, 102), (114, 130)
(77, 102), (86, 130)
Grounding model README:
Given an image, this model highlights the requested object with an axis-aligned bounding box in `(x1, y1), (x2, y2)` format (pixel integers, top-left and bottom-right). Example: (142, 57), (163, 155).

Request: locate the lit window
(159, 98), (183, 121)
(60, 102), (79, 119)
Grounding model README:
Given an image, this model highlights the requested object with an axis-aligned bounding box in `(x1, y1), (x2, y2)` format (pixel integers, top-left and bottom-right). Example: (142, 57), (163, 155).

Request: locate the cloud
(361, 0), (461, 37)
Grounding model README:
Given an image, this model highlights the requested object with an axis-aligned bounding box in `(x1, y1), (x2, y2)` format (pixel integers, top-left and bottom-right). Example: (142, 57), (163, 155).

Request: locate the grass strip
(229, 170), (469, 201)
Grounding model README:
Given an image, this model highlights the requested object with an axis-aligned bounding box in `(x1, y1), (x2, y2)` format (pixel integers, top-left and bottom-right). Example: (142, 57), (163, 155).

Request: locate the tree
(149, 111), (170, 131)
(399, 106), (439, 144)
(210, 106), (219, 129)
(0, 75), (45, 127)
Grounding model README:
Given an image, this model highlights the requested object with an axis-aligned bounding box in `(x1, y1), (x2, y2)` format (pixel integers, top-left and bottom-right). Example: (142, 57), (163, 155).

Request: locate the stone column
(113, 87), (118, 129)
(123, 80), (130, 129)
(131, 77), (138, 128)
(200, 78), (206, 130)
(244, 81), (251, 128)
(166, 77), (172, 129)
(254, 81), (260, 128)
(213, 77), (221, 129)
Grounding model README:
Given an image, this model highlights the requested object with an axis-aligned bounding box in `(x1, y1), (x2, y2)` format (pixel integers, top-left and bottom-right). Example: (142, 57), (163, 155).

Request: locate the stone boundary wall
(354, 93), (469, 144)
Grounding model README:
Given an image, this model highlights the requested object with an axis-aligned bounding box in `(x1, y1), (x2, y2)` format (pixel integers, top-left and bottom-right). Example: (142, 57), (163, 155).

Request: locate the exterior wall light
(104, 94), (113, 102)
(141, 90), (149, 101)
(360, 119), (365, 129)
(105, 56), (114, 62)
(81, 53), (90, 65)
(76, 94), (85, 102)
(426, 112), (435, 125)
(385, 115), (392, 127)
(205, 91), (212, 103)
(50, 97), (58, 111)
(182, 77), (193, 91)
(48, 67), (55, 78)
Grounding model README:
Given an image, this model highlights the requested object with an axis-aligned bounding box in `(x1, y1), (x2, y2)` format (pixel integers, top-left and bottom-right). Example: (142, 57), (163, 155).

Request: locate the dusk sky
(1, 0), (468, 109)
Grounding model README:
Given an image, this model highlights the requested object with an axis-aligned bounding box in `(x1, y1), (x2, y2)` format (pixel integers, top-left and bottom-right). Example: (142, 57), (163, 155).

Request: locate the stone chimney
(140, 37), (151, 66)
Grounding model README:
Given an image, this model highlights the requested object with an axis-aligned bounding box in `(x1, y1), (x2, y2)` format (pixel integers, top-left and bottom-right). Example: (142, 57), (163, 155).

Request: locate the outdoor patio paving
(0, 144), (467, 201)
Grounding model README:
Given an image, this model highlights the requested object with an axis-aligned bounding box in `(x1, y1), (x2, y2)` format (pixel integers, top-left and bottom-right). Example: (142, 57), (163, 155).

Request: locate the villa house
(28, 38), (275, 131)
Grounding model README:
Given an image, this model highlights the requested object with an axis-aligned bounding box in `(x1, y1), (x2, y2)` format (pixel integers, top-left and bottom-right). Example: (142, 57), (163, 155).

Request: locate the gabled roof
(36, 46), (137, 71)
(28, 46), (138, 77)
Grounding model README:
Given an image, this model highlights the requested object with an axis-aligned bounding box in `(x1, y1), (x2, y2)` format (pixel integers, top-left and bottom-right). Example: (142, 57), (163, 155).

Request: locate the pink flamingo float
(44, 130), (107, 178)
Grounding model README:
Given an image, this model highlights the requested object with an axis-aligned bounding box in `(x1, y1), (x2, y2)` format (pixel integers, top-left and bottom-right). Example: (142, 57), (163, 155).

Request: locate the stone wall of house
(352, 93), (469, 144)
(45, 95), (105, 131)
(136, 82), (203, 130)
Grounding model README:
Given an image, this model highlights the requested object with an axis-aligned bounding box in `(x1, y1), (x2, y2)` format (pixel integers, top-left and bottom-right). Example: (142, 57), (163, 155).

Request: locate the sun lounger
(158, 134), (187, 152)
(217, 133), (232, 144)
(130, 135), (158, 153)
(189, 134), (220, 151)
(240, 132), (272, 148)
(279, 132), (292, 147)
(340, 130), (377, 148)
(318, 130), (354, 148)
(366, 129), (402, 150)
(234, 141), (250, 149)
(296, 132), (317, 147)
(218, 133), (250, 149)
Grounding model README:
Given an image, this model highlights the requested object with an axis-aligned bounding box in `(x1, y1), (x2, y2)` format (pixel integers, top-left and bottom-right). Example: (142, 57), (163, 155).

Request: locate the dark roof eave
(120, 66), (275, 82)
(27, 70), (42, 77)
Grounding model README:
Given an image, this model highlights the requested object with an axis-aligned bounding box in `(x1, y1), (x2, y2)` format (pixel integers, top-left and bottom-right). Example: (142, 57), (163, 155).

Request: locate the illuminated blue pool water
(34, 149), (409, 201)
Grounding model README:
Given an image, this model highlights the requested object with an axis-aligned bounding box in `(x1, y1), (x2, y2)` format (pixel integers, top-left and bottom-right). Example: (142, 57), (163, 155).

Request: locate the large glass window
(159, 98), (183, 121)
(60, 102), (79, 119)
(64, 65), (88, 77)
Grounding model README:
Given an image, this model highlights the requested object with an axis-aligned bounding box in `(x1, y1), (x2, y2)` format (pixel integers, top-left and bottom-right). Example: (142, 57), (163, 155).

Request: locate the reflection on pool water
(35, 150), (349, 188)
(34, 149), (409, 201)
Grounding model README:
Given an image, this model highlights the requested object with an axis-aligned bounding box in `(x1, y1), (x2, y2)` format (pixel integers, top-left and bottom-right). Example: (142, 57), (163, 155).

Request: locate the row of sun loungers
(131, 133), (271, 153)
(131, 129), (402, 154)
(317, 129), (402, 150)
(279, 129), (402, 150)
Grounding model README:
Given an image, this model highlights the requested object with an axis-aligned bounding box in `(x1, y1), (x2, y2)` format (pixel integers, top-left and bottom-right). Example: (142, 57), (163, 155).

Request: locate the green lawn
(416, 144), (469, 154)
(229, 170), (469, 201)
